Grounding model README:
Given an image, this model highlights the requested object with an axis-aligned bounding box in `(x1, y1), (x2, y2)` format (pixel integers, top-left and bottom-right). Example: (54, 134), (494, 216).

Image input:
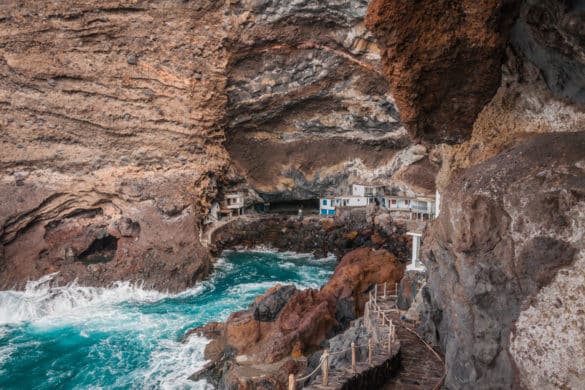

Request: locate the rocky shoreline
(187, 214), (411, 388)
(210, 213), (411, 261)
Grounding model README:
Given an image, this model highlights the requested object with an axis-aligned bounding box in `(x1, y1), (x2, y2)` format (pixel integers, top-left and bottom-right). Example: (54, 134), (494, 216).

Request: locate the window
(322, 199), (327, 206)
(405, 200), (410, 205)
(391, 199), (397, 205)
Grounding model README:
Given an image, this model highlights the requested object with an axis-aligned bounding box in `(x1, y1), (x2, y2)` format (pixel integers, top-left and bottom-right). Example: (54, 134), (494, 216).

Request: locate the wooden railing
(288, 282), (399, 389)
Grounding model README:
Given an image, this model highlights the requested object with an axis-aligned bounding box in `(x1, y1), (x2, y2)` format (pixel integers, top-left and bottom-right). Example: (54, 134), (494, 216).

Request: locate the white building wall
(352, 185), (365, 197)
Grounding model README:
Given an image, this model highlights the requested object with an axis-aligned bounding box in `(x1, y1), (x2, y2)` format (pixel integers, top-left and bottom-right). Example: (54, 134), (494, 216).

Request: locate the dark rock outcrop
(511, 0), (585, 104)
(212, 215), (410, 261)
(253, 284), (297, 322)
(420, 132), (585, 389)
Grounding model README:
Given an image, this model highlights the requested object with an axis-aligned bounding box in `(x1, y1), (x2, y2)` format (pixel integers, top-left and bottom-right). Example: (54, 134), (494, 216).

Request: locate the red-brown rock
(366, 0), (519, 143)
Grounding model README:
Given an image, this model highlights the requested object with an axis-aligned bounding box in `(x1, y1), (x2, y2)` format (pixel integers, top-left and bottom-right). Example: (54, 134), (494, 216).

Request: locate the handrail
(295, 353), (327, 382)
(289, 281), (400, 389)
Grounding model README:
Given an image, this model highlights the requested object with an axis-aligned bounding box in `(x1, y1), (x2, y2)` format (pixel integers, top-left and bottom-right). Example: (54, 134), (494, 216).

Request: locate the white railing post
(374, 284), (378, 301)
(368, 338), (373, 366)
(383, 282), (387, 299)
(288, 374), (295, 390)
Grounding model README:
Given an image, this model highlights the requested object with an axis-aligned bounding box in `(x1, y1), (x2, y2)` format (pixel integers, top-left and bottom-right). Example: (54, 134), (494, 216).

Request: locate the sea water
(0, 250), (336, 389)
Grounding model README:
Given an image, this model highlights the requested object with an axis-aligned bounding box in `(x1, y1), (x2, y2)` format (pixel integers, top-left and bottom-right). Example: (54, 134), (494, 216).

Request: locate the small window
(405, 200), (410, 205)
(322, 199), (327, 206)
(391, 199), (397, 205)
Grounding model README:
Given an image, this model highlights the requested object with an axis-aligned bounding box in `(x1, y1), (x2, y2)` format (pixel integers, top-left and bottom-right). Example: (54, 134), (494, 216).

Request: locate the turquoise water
(0, 251), (336, 389)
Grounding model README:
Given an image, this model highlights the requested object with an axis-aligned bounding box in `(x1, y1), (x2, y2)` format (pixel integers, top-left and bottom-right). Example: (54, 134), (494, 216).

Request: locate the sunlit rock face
(0, 1), (229, 290)
(224, 0), (415, 199)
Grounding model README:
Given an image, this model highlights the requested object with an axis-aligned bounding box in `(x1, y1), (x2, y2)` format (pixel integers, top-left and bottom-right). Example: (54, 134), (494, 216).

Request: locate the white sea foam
(0, 273), (171, 326)
(140, 333), (212, 390)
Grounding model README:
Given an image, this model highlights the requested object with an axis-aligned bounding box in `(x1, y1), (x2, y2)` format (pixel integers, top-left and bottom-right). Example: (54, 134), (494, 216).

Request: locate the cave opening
(260, 198), (319, 215)
(77, 234), (118, 264)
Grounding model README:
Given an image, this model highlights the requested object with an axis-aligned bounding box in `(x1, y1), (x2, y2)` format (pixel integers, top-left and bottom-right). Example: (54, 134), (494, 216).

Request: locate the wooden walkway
(382, 312), (444, 389)
(293, 284), (401, 389)
(294, 283), (444, 389)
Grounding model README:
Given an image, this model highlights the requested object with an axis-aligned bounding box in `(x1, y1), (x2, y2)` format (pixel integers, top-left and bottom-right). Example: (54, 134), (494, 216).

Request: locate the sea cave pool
(0, 250), (336, 389)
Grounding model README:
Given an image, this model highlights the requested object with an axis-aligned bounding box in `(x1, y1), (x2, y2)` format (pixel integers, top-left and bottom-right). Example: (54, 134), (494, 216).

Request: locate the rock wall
(421, 133), (585, 389)
(224, 0), (419, 199)
(366, 0), (519, 143)
(369, 0), (585, 388)
(0, 0), (230, 290)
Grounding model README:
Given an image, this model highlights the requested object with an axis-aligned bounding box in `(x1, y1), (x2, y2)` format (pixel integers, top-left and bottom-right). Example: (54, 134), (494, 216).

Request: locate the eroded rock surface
(421, 132), (585, 389)
(0, 1), (229, 290)
(0, 0), (431, 289)
(366, 0), (519, 143)
(224, 0), (415, 198)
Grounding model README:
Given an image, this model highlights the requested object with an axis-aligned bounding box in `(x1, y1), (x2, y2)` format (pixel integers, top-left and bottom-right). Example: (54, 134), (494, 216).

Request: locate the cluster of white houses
(320, 184), (438, 221)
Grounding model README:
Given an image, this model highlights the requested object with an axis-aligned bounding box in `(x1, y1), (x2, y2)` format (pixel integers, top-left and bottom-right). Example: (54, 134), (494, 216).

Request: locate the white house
(320, 198), (336, 215)
(320, 194), (375, 216)
(220, 192), (245, 218)
(383, 195), (436, 220)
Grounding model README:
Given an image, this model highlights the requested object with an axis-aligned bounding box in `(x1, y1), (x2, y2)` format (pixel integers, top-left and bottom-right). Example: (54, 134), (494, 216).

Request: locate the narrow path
(382, 313), (444, 389)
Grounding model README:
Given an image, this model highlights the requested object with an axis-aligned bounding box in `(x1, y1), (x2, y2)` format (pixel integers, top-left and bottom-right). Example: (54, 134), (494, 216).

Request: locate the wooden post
(383, 282), (387, 299)
(368, 338), (373, 366)
(388, 325), (392, 354)
(351, 342), (356, 373)
(288, 374), (295, 390)
(322, 349), (329, 386)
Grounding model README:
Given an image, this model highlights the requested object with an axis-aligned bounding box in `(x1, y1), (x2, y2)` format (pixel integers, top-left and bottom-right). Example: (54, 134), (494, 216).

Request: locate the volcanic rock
(366, 0), (520, 143)
(420, 132), (585, 389)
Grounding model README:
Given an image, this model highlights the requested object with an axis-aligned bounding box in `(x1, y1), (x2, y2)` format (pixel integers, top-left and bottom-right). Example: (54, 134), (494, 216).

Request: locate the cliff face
(0, 1), (431, 289)
(366, 0), (519, 143)
(0, 1), (230, 290)
(369, 0), (585, 388)
(423, 133), (585, 389)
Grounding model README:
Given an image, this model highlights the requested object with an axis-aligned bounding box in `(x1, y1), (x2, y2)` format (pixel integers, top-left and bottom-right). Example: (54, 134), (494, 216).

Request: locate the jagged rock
(212, 215), (410, 261)
(187, 246), (405, 386)
(252, 284), (297, 322)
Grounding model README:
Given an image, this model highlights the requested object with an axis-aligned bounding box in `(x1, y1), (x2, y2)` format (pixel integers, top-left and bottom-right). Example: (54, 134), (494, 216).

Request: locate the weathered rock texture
(212, 215), (410, 261)
(366, 0), (519, 143)
(421, 133), (585, 389)
(0, 0), (434, 289)
(224, 0), (426, 199)
(0, 1), (230, 290)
